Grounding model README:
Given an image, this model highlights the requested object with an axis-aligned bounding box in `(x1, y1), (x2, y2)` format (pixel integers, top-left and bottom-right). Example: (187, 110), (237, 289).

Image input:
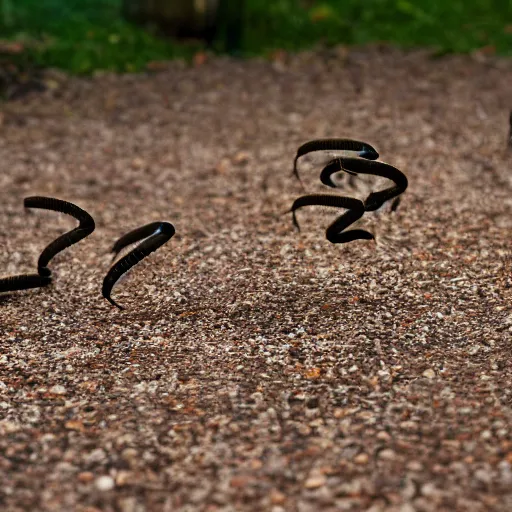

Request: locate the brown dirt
(0, 47), (511, 512)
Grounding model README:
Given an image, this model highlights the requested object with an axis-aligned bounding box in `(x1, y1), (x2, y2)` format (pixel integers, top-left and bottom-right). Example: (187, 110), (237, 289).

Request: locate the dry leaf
(305, 367), (321, 379)
(193, 52), (207, 66)
(65, 420), (85, 432)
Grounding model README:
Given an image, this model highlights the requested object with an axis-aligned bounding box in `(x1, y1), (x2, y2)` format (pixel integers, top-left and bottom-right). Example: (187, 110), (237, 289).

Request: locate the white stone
(95, 475), (115, 491)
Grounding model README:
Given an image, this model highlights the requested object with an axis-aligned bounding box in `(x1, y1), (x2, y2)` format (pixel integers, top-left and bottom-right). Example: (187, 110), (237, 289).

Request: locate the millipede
(288, 138), (408, 245)
(288, 194), (374, 244)
(0, 273), (52, 294)
(319, 157), (408, 212)
(110, 221), (165, 262)
(293, 138), (379, 187)
(508, 110), (512, 149)
(24, 196), (95, 277)
(1, 196), (94, 296)
(102, 221), (176, 310)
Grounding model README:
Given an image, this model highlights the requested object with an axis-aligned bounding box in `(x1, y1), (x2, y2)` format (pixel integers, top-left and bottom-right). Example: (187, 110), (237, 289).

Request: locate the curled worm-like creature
(102, 221), (175, 310)
(293, 138), (379, 186)
(110, 221), (164, 261)
(24, 196), (95, 277)
(508, 110), (512, 149)
(319, 157), (408, 212)
(0, 274), (52, 294)
(288, 195), (374, 244)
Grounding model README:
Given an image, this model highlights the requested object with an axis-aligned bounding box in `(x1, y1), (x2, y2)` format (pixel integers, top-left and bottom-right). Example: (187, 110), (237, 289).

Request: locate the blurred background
(0, 0), (511, 77)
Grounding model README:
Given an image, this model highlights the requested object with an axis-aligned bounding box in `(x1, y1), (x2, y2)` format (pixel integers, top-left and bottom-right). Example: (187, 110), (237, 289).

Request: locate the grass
(0, 0), (201, 74)
(1, 0), (511, 74)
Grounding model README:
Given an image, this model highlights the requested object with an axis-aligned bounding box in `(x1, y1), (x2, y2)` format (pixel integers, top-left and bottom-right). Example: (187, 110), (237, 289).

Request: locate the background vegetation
(1, 0), (511, 74)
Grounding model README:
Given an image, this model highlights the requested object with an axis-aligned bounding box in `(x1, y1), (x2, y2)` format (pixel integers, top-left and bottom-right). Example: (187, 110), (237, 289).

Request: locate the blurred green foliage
(1, 0), (511, 74)
(0, 0), (200, 74)
(247, 0), (512, 55)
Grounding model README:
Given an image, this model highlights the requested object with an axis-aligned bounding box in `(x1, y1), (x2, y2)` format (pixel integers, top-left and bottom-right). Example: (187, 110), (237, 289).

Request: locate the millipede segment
(110, 221), (164, 261)
(320, 157), (408, 211)
(0, 274), (52, 294)
(293, 138), (379, 187)
(288, 194), (374, 244)
(24, 196), (95, 277)
(508, 110), (512, 149)
(102, 221), (175, 310)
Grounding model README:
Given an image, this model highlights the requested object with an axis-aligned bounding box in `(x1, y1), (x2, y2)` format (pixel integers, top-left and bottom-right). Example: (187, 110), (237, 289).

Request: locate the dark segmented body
(509, 110), (512, 149)
(102, 221), (175, 310)
(289, 194), (374, 244)
(24, 196), (95, 276)
(111, 221), (164, 260)
(319, 158), (357, 189)
(320, 157), (408, 211)
(0, 273), (52, 293)
(293, 138), (379, 185)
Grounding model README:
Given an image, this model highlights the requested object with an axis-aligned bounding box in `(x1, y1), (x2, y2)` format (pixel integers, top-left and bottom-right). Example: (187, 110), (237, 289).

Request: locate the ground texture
(0, 47), (511, 512)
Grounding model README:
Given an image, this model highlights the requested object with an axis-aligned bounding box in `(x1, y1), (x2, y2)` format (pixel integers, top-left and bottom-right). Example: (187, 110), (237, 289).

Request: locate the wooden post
(214, 0), (245, 54)
(121, 0), (244, 53)
(122, 0), (220, 40)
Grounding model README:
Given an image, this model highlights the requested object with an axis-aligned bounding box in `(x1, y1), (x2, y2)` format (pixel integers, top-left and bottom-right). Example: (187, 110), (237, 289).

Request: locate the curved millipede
(24, 196), (95, 277)
(110, 221), (165, 261)
(293, 138), (379, 186)
(0, 274), (52, 294)
(288, 194), (374, 244)
(102, 221), (175, 310)
(288, 137), (408, 245)
(319, 157), (408, 212)
(508, 110), (512, 149)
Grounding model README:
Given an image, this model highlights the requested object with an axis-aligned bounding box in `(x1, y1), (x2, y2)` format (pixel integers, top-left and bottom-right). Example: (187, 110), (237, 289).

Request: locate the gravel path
(1, 47), (511, 512)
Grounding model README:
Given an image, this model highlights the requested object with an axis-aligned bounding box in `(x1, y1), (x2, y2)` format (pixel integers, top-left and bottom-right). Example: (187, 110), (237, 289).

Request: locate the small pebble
(49, 384), (67, 395)
(474, 468), (493, 485)
(95, 475), (115, 492)
(354, 453), (369, 465)
(304, 474), (326, 489)
(379, 449), (396, 460)
(78, 472), (94, 483)
(270, 489), (287, 505)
